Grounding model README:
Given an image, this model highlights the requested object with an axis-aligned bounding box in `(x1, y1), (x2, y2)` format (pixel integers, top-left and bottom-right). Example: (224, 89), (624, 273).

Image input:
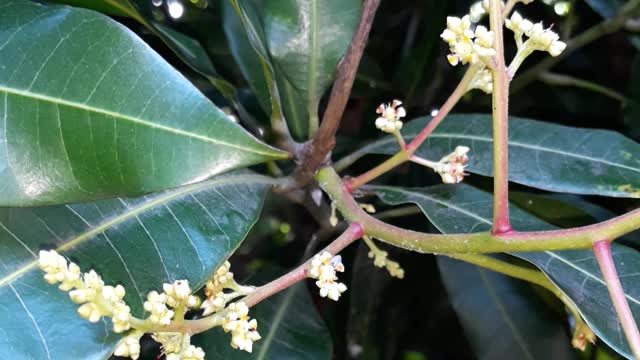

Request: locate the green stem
(538, 72), (627, 102)
(490, 0), (512, 234)
(345, 151), (410, 191)
(593, 240), (640, 358)
(344, 66), (478, 191)
(405, 66), (478, 154)
(317, 166), (640, 253)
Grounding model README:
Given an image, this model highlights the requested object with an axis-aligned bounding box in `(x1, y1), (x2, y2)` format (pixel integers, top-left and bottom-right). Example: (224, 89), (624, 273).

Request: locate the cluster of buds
(163, 280), (198, 309)
(222, 302), (262, 353)
(440, 15), (496, 67)
(153, 333), (205, 360)
(38, 250), (262, 358)
(114, 332), (143, 360)
(469, 68), (493, 94)
(201, 261), (236, 316)
(506, 11), (566, 56)
(364, 236), (405, 279)
(435, 146), (470, 184)
(308, 251), (348, 301)
(375, 100), (406, 133)
(38, 250), (132, 333)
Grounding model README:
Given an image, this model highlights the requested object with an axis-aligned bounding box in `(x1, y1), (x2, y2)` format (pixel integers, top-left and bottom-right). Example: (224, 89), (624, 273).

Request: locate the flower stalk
(489, 0), (512, 234)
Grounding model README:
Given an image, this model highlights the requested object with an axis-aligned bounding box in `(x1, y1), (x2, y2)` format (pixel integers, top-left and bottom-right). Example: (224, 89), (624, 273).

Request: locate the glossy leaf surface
(196, 269), (332, 359)
(369, 184), (640, 359)
(438, 257), (575, 360)
(0, 1), (286, 205)
(263, 0), (359, 137)
(0, 172), (273, 359)
(344, 114), (640, 198)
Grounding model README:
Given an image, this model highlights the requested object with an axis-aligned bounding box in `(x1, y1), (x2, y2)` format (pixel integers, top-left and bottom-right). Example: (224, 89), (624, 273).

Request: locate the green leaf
(438, 256), (575, 360)
(195, 267), (332, 359)
(343, 114), (640, 198)
(368, 184), (640, 359)
(262, 0), (360, 137)
(56, 0), (240, 102)
(0, 172), (274, 360)
(0, 1), (287, 206)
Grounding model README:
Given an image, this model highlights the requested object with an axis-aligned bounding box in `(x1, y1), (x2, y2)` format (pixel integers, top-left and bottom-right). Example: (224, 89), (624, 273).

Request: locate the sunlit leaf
(0, 1), (286, 205)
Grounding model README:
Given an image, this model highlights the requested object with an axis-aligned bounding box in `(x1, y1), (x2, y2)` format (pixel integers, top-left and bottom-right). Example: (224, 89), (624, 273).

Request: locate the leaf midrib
(369, 185), (640, 306)
(0, 174), (278, 288)
(0, 85), (286, 158)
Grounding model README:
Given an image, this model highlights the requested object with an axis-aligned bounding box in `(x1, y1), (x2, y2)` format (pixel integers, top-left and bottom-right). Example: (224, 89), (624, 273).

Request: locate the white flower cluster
(469, 69), (493, 94)
(114, 332), (143, 360)
(144, 291), (174, 325)
(38, 251), (260, 358)
(201, 261), (234, 316)
(38, 250), (131, 333)
(308, 251), (348, 301)
(375, 100), (406, 133)
(440, 15), (496, 67)
(506, 11), (566, 56)
(222, 302), (262, 353)
(436, 146), (470, 184)
(363, 236), (405, 279)
(163, 280), (198, 309)
(367, 249), (405, 279)
(153, 333), (205, 360)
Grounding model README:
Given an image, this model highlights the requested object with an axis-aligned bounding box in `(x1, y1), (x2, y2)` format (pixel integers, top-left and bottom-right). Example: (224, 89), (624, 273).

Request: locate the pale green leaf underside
(369, 184), (640, 359)
(0, 172), (274, 360)
(342, 114), (640, 198)
(0, 0), (286, 206)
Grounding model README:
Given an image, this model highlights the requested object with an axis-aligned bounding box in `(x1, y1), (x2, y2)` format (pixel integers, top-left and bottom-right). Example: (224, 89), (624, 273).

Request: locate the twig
(593, 240), (640, 359)
(294, 0), (382, 186)
(243, 223), (364, 307)
(538, 72), (627, 102)
(317, 166), (640, 253)
(489, 0), (512, 234)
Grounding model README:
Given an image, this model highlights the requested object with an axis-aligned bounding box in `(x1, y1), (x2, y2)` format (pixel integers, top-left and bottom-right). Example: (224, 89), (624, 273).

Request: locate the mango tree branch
(294, 0), (381, 185)
(593, 240), (640, 358)
(317, 166), (640, 253)
(130, 223), (365, 336)
(489, 0), (512, 234)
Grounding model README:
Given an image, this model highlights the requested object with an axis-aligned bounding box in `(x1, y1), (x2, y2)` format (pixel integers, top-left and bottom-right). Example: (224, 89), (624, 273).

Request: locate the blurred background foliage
(53, 0), (640, 358)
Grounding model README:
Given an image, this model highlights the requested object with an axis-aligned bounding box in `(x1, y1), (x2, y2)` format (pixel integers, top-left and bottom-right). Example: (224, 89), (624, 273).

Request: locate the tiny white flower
(441, 16), (495, 67)
(144, 291), (174, 325)
(153, 332), (183, 354)
(308, 251), (348, 301)
(223, 302), (261, 353)
(163, 280), (198, 309)
(114, 335), (142, 360)
(181, 345), (206, 360)
(375, 100), (406, 134)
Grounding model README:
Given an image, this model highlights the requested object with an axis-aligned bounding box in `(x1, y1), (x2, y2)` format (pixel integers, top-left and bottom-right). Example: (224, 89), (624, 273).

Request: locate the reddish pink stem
(243, 223), (364, 308)
(593, 240), (640, 359)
